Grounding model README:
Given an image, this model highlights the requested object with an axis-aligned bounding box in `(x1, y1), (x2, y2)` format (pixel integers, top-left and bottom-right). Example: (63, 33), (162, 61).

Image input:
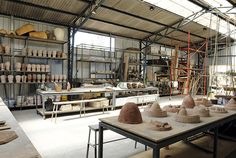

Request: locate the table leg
(153, 148), (160, 158)
(213, 127), (218, 158)
(112, 92), (116, 110)
(98, 122), (104, 158)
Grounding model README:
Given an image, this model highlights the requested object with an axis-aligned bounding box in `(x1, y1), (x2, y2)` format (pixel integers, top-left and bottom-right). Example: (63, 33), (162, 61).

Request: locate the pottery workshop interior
(1, 0), (236, 158)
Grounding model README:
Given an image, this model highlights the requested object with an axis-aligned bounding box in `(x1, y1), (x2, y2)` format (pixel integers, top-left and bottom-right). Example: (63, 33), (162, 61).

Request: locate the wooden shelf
(15, 54), (67, 60)
(91, 72), (115, 75)
(0, 81), (66, 85)
(77, 59), (116, 63)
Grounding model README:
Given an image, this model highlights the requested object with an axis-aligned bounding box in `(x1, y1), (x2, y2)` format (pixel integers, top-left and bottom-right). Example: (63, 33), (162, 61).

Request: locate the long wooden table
(0, 98), (41, 158)
(98, 110), (236, 158)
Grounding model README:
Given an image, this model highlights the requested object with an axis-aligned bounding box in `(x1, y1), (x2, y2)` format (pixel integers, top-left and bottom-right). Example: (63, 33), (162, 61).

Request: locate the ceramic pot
(21, 64), (27, 71)
(47, 50), (52, 57)
(27, 64), (32, 72)
(31, 64), (36, 72)
(0, 63), (5, 71)
(59, 74), (63, 82)
(27, 48), (32, 56)
(8, 75), (13, 83)
(15, 62), (21, 71)
(1, 75), (6, 83)
(40, 65), (46, 72)
(36, 64), (40, 72)
(54, 74), (59, 82)
(22, 47), (27, 56)
(27, 74), (32, 82)
(4, 45), (10, 54)
(5, 61), (10, 71)
(41, 74), (45, 83)
(22, 75), (27, 83)
(42, 50), (47, 57)
(54, 28), (65, 41)
(38, 50), (43, 57)
(15, 75), (21, 83)
(45, 65), (50, 72)
(32, 74), (37, 82)
(37, 74), (41, 83)
(52, 50), (57, 58)
(46, 75), (50, 82)
(62, 52), (67, 58)
(63, 74), (67, 82)
(32, 49), (37, 57)
(51, 75), (55, 82)
(57, 51), (62, 58)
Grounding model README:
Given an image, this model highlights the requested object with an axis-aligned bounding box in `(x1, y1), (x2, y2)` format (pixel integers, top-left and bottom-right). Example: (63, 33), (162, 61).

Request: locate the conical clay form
(194, 98), (213, 107)
(175, 108), (200, 123)
(118, 102), (142, 124)
(144, 102), (167, 117)
(225, 98), (236, 110)
(181, 95), (195, 108)
(162, 105), (180, 113)
(192, 105), (210, 117)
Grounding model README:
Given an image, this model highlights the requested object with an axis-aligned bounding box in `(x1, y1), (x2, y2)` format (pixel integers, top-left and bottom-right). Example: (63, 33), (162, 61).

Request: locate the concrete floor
(12, 96), (184, 158)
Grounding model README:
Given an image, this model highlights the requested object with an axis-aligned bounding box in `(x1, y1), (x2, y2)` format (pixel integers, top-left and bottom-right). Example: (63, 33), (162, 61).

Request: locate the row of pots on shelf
(0, 74), (67, 83)
(0, 45), (10, 54)
(22, 48), (66, 58)
(0, 62), (50, 72)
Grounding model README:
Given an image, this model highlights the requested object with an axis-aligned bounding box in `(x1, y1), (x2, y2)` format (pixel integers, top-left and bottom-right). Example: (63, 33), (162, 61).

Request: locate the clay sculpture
(144, 102), (167, 117)
(150, 120), (172, 131)
(0, 131), (18, 145)
(118, 102), (143, 124)
(209, 106), (228, 113)
(194, 98), (213, 107)
(162, 105), (180, 113)
(181, 95), (195, 108)
(175, 107), (200, 123)
(192, 105), (210, 117)
(225, 98), (236, 110)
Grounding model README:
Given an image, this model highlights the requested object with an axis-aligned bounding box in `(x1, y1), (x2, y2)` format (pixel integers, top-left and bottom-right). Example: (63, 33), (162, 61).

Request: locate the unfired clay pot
(41, 74), (45, 83)
(15, 62), (21, 71)
(54, 74), (59, 82)
(54, 28), (65, 41)
(181, 95), (195, 108)
(51, 75), (55, 82)
(21, 64), (27, 72)
(8, 75), (13, 83)
(0, 63), (5, 71)
(45, 65), (50, 72)
(33, 49), (37, 57)
(118, 102), (143, 124)
(36, 64), (40, 72)
(52, 50), (57, 58)
(5, 61), (10, 71)
(46, 75), (50, 82)
(175, 108), (200, 123)
(40, 65), (46, 72)
(37, 74), (41, 83)
(27, 64), (32, 72)
(57, 51), (62, 58)
(32, 74), (37, 82)
(144, 102), (167, 117)
(38, 50), (43, 57)
(22, 75), (27, 83)
(4, 45), (10, 54)
(59, 74), (63, 82)
(32, 64), (36, 72)
(27, 74), (32, 82)
(1, 75), (6, 83)
(62, 52), (66, 58)
(15, 75), (21, 83)
(47, 51), (52, 57)
(27, 48), (32, 56)
(42, 50), (47, 57)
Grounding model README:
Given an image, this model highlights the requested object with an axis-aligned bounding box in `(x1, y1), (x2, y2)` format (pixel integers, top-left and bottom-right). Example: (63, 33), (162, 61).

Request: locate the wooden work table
(98, 109), (236, 158)
(0, 98), (41, 158)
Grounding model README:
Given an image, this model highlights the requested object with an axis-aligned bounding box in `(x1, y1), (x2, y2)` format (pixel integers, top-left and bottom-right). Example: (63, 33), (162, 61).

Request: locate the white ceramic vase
(40, 65), (46, 72)
(27, 74), (32, 82)
(1, 75), (6, 83)
(54, 74), (59, 82)
(51, 75), (55, 82)
(36, 64), (40, 72)
(37, 74), (41, 83)
(41, 74), (46, 83)
(15, 62), (21, 71)
(47, 51), (52, 57)
(54, 28), (65, 41)
(38, 50), (43, 57)
(15, 75), (21, 83)
(52, 50), (57, 58)
(33, 49), (37, 57)
(45, 65), (50, 72)
(27, 64), (32, 72)
(0, 63), (5, 71)
(5, 61), (10, 71)
(59, 74), (63, 82)
(22, 75), (27, 83)
(8, 75), (13, 83)
(42, 50), (47, 57)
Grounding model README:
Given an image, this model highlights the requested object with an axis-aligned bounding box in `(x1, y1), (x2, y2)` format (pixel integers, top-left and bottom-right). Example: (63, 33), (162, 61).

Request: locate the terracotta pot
(38, 50), (43, 57)
(54, 74), (59, 82)
(27, 74), (32, 82)
(40, 65), (46, 72)
(15, 75), (21, 83)
(27, 64), (32, 72)
(32, 49), (37, 57)
(21, 64), (27, 71)
(47, 50), (52, 57)
(52, 50), (57, 58)
(54, 28), (65, 41)
(8, 75), (14, 83)
(41, 74), (45, 83)
(0, 63), (5, 71)
(5, 61), (10, 71)
(1, 75), (6, 83)
(27, 48), (32, 56)
(22, 75), (27, 83)
(15, 62), (21, 71)
(51, 75), (54, 82)
(42, 50), (47, 57)
(31, 64), (36, 72)
(32, 74), (37, 82)
(4, 45), (10, 54)
(45, 65), (50, 72)
(22, 47), (27, 56)
(37, 74), (41, 83)
(36, 64), (40, 72)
